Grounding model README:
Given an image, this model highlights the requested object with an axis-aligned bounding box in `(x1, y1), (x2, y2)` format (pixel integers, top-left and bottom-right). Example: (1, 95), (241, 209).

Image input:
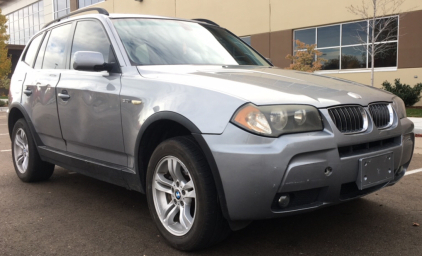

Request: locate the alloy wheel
(152, 156), (197, 236)
(13, 128), (29, 174)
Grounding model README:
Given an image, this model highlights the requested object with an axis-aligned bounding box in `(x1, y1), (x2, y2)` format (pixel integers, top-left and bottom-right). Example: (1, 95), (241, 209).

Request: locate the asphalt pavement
(0, 112), (421, 256)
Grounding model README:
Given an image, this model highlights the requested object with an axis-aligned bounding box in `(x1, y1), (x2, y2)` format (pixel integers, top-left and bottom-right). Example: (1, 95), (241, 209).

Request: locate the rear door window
(42, 24), (72, 69)
(34, 30), (50, 69)
(23, 33), (44, 66)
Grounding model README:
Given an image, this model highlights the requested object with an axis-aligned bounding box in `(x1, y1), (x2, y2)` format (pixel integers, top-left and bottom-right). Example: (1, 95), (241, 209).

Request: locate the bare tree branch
(346, 0), (411, 86)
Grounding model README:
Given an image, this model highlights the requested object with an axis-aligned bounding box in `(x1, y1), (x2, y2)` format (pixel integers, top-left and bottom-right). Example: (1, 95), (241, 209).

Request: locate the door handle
(24, 89), (32, 96)
(58, 90), (70, 100)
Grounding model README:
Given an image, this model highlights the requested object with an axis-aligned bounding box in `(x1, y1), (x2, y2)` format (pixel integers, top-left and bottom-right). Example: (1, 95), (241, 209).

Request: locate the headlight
(392, 97), (406, 119)
(231, 104), (323, 137)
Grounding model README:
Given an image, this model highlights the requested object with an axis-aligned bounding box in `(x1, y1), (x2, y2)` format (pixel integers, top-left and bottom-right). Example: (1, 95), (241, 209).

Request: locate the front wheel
(11, 118), (55, 182)
(146, 136), (230, 251)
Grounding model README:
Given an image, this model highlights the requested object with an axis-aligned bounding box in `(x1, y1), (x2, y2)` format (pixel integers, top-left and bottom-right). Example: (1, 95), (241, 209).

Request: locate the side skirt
(38, 146), (142, 192)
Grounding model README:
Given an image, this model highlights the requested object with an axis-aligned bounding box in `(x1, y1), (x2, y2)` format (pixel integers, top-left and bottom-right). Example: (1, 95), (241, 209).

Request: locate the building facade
(1, 0), (421, 104)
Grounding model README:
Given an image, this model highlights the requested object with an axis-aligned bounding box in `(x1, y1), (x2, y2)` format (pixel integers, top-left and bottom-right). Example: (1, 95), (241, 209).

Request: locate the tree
(0, 8), (11, 92)
(285, 40), (326, 72)
(347, 0), (407, 87)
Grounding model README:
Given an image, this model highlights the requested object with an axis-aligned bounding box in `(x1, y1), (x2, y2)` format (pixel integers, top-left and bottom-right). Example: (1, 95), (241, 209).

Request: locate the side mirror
(73, 51), (113, 72)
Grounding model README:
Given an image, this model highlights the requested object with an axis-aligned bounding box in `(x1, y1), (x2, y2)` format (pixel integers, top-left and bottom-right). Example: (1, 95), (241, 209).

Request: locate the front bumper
(202, 111), (415, 221)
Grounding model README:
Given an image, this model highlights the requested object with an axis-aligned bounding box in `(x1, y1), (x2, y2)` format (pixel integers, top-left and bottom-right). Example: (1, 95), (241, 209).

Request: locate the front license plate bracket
(357, 152), (394, 190)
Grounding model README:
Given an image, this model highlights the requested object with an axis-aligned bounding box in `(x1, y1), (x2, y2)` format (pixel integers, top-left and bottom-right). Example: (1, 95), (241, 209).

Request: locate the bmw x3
(8, 8), (415, 251)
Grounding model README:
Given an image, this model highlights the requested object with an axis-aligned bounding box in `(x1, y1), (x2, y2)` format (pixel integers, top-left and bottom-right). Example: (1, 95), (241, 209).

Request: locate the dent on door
(21, 70), (66, 151)
(56, 72), (126, 166)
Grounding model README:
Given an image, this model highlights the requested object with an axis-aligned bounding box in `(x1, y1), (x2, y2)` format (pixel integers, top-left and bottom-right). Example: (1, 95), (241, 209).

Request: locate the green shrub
(0, 100), (5, 107)
(382, 79), (422, 107)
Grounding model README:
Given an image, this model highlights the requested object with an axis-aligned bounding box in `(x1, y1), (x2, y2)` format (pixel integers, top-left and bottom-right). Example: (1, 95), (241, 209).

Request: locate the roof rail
(192, 19), (219, 27)
(43, 7), (109, 29)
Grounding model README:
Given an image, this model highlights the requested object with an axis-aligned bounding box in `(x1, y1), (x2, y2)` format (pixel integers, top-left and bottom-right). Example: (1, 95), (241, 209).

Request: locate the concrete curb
(408, 118), (422, 135)
(0, 107), (8, 112)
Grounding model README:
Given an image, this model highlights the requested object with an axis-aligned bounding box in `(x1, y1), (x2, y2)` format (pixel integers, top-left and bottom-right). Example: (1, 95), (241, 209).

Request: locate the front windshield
(112, 18), (270, 66)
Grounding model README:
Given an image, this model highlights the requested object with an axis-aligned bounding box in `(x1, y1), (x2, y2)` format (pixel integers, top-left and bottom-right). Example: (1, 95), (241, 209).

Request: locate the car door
(21, 24), (72, 151)
(56, 19), (126, 166)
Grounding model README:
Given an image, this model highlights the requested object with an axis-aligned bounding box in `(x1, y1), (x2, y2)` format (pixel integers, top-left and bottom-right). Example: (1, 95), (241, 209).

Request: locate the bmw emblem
(175, 191), (181, 199)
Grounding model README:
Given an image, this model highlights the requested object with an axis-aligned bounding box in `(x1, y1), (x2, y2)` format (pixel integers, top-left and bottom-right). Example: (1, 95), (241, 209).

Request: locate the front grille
(369, 103), (393, 129)
(328, 106), (367, 134)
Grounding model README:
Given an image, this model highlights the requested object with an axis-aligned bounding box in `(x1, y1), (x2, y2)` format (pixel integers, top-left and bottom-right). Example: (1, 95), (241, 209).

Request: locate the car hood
(136, 65), (394, 108)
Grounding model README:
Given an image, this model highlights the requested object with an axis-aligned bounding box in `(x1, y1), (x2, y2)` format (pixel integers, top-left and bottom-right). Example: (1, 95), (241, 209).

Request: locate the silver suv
(8, 8), (415, 251)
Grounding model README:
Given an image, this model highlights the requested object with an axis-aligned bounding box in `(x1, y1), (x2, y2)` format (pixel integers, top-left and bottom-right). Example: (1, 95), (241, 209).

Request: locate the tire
(146, 136), (230, 251)
(11, 118), (55, 182)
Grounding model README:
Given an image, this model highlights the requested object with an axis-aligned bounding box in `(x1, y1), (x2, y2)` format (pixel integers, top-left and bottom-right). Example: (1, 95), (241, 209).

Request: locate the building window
(240, 36), (251, 46)
(6, 1), (44, 45)
(53, 0), (70, 19)
(293, 17), (398, 71)
(78, 0), (104, 8)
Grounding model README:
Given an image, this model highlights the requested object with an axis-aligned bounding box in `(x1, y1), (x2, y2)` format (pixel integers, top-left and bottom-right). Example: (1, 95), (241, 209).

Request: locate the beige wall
(90, 0), (175, 18)
(1, 0), (39, 14)
(43, 0), (53, 24)
(81, 0), (422, 35)
(90, 0), (271, 36)
(176, 0), (270, 36)
(270, 0), (421, 31)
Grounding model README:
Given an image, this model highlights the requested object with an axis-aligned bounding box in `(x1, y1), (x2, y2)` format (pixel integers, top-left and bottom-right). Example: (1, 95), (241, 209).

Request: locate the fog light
(278, 194), (290, 208)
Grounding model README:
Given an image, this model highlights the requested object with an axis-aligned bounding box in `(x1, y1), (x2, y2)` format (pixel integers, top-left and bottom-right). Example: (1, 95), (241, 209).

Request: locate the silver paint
(57, 70), (126, 165)
(21, 69), (66, 151)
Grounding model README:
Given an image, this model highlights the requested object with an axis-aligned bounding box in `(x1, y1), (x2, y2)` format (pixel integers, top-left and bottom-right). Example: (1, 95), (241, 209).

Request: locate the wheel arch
(7, 103), (43, 147)
(134, 111), (230, 220)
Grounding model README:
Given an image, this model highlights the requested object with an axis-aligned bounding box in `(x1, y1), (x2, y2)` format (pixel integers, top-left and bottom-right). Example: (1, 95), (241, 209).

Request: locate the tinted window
(341, 46), (366, 69)
(342, 21), (367, 45)
(70, 20), (116, 69)
(43, 24), (72, 69)
(317, 25), (340, 48)
(34, 30), (50, 69)
(369, 43), (397, 68)
(371, 17), (398, 42)
(320, 48), (340, 70)
(23, 33), (43, 66)
(294, 28), (315, 46)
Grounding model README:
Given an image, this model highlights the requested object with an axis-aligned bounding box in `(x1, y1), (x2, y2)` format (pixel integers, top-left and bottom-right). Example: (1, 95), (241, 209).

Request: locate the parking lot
(0, 111), (421, 256)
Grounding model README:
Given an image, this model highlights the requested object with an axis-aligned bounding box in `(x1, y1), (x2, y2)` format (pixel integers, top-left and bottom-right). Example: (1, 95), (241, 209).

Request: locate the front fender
(132, 111), (231, 221)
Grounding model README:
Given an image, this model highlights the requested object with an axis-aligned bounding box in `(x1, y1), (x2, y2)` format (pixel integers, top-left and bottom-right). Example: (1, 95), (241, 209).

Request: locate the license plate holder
(357, 152), (394, 190)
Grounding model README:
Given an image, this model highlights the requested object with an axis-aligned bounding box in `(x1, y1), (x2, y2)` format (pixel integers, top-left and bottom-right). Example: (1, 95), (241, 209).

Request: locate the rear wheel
(12, 118), (55, 182)
(146, 136), (230, 251)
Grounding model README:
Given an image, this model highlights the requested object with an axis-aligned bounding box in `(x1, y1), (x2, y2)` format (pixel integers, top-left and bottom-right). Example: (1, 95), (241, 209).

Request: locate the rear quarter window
(23, 33), (44, 66)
